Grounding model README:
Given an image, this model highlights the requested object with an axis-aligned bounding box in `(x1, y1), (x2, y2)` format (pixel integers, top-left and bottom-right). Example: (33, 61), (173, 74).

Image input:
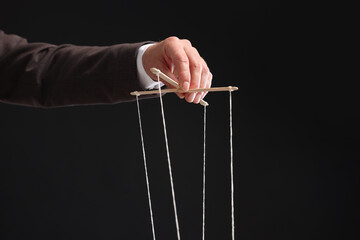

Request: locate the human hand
(142, 37), (212, 104)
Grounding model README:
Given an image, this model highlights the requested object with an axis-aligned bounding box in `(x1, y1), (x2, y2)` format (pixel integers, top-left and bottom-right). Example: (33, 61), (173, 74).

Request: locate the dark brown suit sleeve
(0, 30), (150, 107)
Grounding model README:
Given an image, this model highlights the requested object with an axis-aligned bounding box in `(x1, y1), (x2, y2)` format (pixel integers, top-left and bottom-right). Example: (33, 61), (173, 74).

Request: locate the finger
(194, 61), (210, 104)
(164, 37), (190, 91)
(176, 92), (185, 99)
(202, 72), (212, 99)
(193, 69), (207, 104)
(183, 46), (202, 103)
(157, 64), (185, 99)
(160, 75), (185, 99)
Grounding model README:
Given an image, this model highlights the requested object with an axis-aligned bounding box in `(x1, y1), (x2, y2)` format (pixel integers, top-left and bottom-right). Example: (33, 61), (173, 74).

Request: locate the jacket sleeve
(0, 30), (150, 107)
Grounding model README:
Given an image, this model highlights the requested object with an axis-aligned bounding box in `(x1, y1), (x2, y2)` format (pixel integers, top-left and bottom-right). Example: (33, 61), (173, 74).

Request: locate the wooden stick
(130, 86), (239, 96)
(150, 68), (209, 107)
(150, 68), (180, 89)
(131, 68), (239, 106)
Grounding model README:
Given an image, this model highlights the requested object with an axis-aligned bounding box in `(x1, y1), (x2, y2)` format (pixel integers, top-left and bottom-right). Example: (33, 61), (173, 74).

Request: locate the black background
(0, 1), (358, 239)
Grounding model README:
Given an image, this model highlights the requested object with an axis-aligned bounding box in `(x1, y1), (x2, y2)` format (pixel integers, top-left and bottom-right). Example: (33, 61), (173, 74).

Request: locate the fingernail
(189, 93), (196, 102)
(194, 95), (201, 104)
(182, 82), (190, 91)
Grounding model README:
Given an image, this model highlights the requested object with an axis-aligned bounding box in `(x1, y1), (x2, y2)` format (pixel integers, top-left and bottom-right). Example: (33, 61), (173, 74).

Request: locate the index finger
(164, 38), (191, 91)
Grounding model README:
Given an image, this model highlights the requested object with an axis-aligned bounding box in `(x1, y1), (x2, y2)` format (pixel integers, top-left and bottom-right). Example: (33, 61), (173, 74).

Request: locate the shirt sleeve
(0, 30), (152, 107)
(136, 43), (164, 90)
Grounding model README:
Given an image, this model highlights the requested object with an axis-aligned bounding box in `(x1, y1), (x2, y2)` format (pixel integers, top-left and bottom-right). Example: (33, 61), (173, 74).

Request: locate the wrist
(137, 43), (163, 89)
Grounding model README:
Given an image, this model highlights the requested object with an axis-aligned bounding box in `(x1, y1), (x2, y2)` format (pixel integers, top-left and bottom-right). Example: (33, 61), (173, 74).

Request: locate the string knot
(150, 67), (161, 77)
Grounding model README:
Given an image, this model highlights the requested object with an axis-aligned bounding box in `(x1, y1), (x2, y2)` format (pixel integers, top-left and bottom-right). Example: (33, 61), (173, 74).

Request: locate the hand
(142, 36), (212, 104)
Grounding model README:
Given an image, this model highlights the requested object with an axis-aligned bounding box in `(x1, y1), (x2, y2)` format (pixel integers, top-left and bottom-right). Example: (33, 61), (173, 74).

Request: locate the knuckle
(203, 64), (210, 74)
(192, 46), (199, 54)
(166, 36), (180, 43)
(163, 37), (180, 49)
(176, 55), (189, 64)
(192, 62), (202, 70)
(181, 39), (192, 46)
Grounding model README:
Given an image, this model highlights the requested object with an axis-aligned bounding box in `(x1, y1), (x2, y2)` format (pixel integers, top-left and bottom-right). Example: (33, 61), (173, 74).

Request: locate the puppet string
(135, 94), (157, 240)
(202, 105), (207, 240)
(229, 90), (235, 240)
(157, 76), (181, 240)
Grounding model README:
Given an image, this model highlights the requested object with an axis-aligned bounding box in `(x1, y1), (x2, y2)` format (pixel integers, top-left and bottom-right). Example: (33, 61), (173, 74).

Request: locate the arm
(0, 30), (150, 107)
(0, 31), (212, 107)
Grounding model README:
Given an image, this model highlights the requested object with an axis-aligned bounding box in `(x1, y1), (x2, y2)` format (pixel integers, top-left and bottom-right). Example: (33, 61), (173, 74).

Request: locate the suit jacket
(0, 30), (149, 107)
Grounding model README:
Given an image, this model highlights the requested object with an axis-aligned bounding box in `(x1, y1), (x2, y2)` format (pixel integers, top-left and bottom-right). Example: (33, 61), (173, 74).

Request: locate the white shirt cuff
(136, 43), (164, 90)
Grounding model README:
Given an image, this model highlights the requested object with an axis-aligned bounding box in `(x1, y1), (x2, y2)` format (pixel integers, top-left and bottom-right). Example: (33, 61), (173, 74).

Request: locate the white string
(229, 90), (235, 240)
(156, 76), (181, 240)
(202, 105), (207, 240)
(135, 94), (156, 240)
(135, 76), (235, 240)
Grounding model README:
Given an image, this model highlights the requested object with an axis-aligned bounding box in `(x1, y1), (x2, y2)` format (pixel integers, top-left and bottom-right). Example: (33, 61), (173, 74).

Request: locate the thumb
(155, 67), (186, 99)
